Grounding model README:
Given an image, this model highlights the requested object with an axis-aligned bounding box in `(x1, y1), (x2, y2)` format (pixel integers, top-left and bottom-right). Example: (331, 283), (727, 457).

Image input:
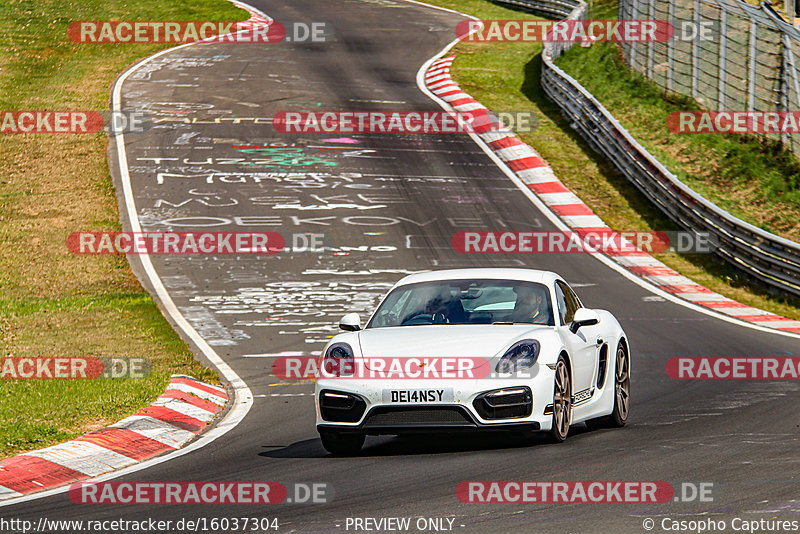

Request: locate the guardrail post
(620, 0), (631, 66)
(787, 0), (797, 23)
(780, 37), (789, 146)
(648, 0), (655, 78)
(668, 0), (675, 91)
(748, 20), (757, 111)
(782, 34), (800, 147)
(630, 0), (640, 70)
(692, 0), (700, 99)
(718, 6), (727, 110)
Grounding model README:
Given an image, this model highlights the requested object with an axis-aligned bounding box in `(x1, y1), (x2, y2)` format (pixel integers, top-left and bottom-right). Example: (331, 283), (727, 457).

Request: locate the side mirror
(339, 313), (361, 331)
(569, 308), (599, 334)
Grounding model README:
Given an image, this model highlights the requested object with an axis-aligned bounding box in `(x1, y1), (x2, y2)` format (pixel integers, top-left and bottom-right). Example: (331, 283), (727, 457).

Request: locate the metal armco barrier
(491, 0), (800, 297)
(491, 0), (577, 18)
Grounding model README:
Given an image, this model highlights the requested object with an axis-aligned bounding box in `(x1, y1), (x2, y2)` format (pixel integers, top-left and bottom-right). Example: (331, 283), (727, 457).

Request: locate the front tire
(549, 355), (572, 442)
(319, 431), (364, 456)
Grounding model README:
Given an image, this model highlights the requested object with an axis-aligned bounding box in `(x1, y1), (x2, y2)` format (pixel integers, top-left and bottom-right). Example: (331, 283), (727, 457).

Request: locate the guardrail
(491, 0), (577, 18)
(491, 0), (800, 298)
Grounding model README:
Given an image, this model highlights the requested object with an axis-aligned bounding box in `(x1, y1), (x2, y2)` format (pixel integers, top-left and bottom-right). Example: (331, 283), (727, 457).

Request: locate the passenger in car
(510, 286), (549, 324)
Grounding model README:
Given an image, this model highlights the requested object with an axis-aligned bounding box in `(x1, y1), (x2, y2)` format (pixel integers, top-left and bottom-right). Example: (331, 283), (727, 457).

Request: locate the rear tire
(319, 431), (364, 456)
(587, 342), (630, 429)
(548, 355), (572, 443)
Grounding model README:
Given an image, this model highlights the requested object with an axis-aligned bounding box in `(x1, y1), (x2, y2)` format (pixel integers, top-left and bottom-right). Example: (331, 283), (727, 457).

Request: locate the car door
(555, 280), (599, 396)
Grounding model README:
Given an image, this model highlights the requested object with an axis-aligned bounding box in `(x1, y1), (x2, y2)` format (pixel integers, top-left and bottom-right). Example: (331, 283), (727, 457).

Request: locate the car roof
(393, 268), (560, 288)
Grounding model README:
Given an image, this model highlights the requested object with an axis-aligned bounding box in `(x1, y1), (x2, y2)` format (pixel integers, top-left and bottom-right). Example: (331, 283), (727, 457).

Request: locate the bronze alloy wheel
(550, 355), (572, 442)
(613, 344), (630, 425)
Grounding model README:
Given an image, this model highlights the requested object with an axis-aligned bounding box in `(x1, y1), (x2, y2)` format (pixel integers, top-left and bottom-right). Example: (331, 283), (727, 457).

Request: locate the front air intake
(319, 390), (367, 423)
(473, 387), (533, 420)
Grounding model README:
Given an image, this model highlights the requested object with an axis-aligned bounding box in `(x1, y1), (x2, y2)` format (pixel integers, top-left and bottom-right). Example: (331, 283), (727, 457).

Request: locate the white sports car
(315, 268), (630, 455)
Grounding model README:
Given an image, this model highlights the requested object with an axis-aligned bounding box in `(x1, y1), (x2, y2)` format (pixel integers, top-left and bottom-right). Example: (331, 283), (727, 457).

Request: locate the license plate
(382, 388), (454, 403)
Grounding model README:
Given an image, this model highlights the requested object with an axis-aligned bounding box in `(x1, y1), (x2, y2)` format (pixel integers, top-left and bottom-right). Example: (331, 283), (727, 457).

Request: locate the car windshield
(366, 279), (554, 328)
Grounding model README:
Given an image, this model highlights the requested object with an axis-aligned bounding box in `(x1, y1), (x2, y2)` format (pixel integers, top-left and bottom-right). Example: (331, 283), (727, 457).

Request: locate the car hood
(357, 325), (550, 359)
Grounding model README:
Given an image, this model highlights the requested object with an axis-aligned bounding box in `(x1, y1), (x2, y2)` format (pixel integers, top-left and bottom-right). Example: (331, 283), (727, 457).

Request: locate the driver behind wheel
(424, 290), (466, 324)
(425, 293), (451, 324)
(510, 285), (550, 324)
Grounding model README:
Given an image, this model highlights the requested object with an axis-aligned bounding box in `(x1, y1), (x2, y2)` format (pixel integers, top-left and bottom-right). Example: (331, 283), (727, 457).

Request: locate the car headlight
(495, 340), (540, 373)
(321, 342), (355, 377)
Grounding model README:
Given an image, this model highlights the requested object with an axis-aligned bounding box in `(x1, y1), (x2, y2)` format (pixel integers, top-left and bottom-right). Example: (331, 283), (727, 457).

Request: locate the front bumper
(315, 373), (554, 435)
(318, 404), (540, 434)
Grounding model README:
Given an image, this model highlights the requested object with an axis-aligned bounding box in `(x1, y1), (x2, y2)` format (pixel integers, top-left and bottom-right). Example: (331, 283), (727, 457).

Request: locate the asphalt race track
(6, 0), (800, 532)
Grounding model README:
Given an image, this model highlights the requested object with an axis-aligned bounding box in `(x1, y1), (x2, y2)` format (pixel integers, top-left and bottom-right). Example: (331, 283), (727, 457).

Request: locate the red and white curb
(0, 375), (227, 500)
(425, 55), (800, 336)
(229, 0), (273, 33)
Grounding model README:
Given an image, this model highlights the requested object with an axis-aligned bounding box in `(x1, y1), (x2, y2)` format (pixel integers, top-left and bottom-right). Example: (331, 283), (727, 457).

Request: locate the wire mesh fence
(619, 0), (800, 154)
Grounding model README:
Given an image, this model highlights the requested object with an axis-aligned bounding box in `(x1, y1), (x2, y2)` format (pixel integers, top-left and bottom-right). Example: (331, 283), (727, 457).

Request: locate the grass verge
(0, 0), (247, 458)
(418, 0), (800, 320)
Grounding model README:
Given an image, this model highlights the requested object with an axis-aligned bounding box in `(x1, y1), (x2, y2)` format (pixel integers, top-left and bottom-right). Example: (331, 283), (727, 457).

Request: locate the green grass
(0, 0), (247, 458)
(419, 0), (800, 319)
(743, 0), (787, 14)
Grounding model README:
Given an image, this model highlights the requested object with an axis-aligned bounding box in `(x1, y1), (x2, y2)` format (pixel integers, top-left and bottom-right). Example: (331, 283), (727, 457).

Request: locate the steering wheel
(373, 310), (400, 327)
(401, 312), (435, 326)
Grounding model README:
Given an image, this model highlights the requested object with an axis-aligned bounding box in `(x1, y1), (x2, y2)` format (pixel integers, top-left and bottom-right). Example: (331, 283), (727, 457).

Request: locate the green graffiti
(236, 147), (338, 167)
